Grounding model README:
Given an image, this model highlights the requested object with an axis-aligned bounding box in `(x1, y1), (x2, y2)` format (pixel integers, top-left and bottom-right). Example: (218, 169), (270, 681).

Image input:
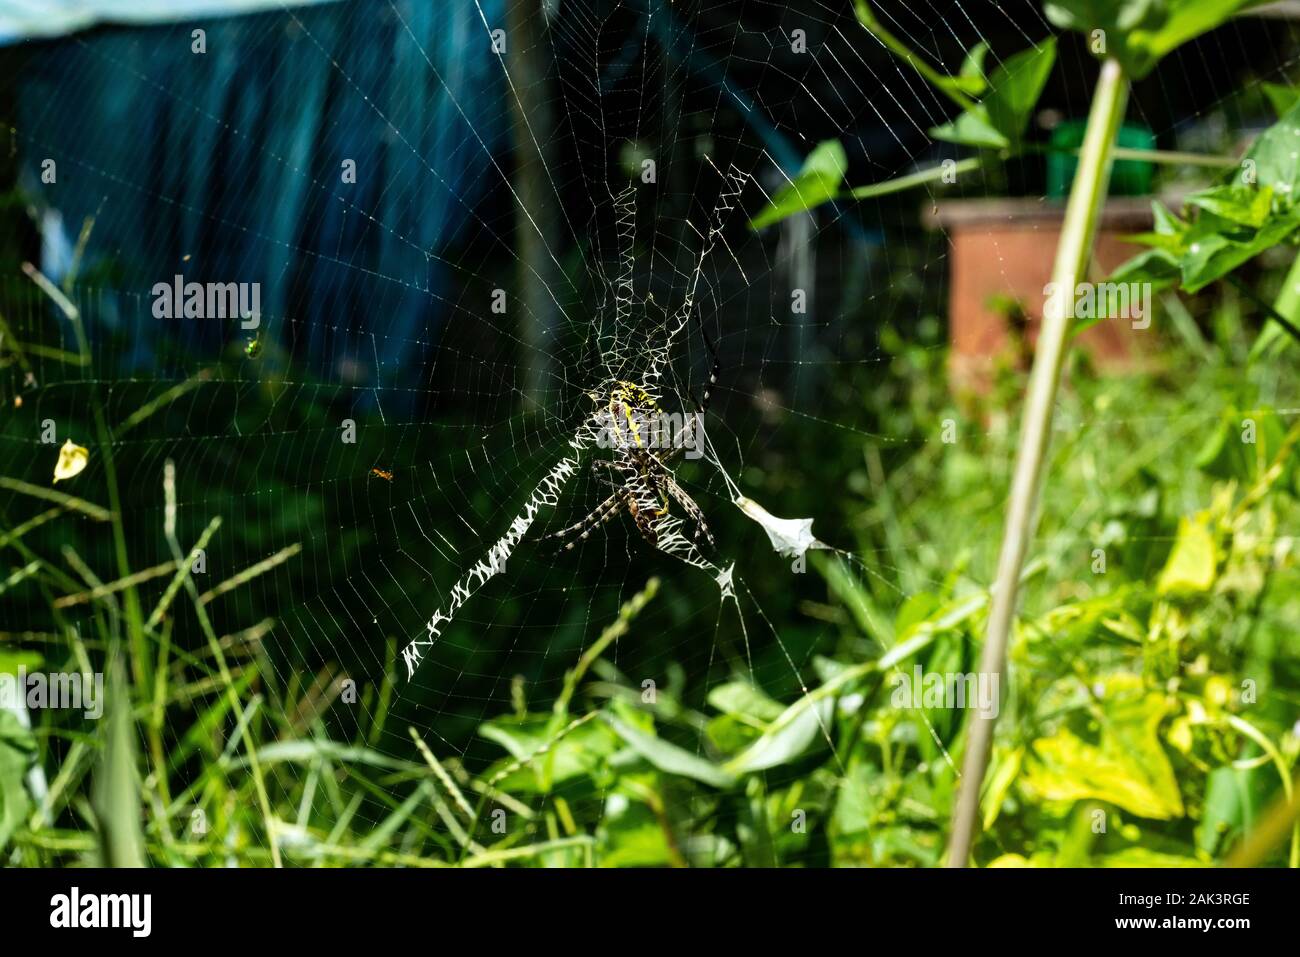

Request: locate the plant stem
(845, 157), (984, 202)
(1110, 146), (1236, 168)
(1226, 768), (1300, 867)
(838, 143), (1230, 207)
(1024, 142), (1238, 169)
(945, 58), (1129, 867)
(853, 0), (978, 113)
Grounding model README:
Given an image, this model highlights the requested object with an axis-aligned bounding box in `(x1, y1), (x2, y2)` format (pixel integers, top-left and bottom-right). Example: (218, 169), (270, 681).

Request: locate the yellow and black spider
(546, 321), (720, 553)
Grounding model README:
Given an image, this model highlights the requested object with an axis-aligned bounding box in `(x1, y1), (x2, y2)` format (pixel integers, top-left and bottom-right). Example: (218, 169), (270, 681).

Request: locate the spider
(545, 320), (720, 554)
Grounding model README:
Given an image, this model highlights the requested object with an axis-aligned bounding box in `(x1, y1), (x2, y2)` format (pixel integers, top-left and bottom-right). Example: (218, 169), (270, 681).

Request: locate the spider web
(2, 0), (1296, 865)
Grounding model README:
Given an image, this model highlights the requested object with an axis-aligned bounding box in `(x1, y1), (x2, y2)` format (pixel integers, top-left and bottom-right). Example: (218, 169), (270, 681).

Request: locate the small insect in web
(244, 336), (262, 359)
(370, 467), (394, 481)
(544, 318), (720, 553)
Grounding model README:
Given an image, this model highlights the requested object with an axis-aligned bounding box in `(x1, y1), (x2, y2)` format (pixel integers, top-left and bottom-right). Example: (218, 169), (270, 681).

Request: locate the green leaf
(981, 746), (1024, 830)
(1187, 184), (1274, 229)
(0, 651), (44, 677)
(1196, 765), (1256, 857)
(1120, 201), (1190, 256)
(893, 592), (942, 641)
(1242, 95), (1300, 198)
(1138, 97), (1300, 294)
(1103, 202), (1188, 302)
(707, 681), (786, 723)
(1103, 247), (1180, 292)
(1261, 82), (1300, 119)
(1179, 207), (1300, 293)
(1151, 198), (1190, 236)
(479, 712), (620, 791)
(1023, 674), (1184, 819)
(955, 41), (990, 95)
(1097, 847), (1203, 867)
(601, 712), (735, 788)
(815, 550), (894, 643)
(831, 763), (876, 837)
(748, 140), (847, 230)
(930, 109), (1007, 150)
(92, 656), (145, 867)
(598, 797), (677, 867)
(1194, 410), (1240, 480)
(1110, 106), (1300, 293)
(704, 713), (761, 753)
(724, 698), (834, 775)
(1044, 0), (1254, 80)
(1195, 404), (1292, 487)
(931, 39), (1057, 150)
(0, 709), (36, 850)
(1156, 515), (1217, 596)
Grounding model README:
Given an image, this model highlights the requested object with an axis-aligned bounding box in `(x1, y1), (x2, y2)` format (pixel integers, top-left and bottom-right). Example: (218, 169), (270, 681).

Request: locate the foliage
(929, 39), (1057, 151)
(3, 292), (1297, 866)
(3, 0), (1299, 870)
(1114, 97), (1300, 299)
(750, 0), (1254, 232)
(1043, 0), (1258, 80)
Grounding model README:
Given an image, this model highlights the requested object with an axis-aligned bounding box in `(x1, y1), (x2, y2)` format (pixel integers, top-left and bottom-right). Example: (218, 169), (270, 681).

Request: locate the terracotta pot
(925, 197), (1161, 393)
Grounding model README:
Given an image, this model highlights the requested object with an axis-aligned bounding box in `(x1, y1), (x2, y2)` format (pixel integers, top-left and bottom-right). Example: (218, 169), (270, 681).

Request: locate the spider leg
(631, 451), (672, 517)
(663, 475), (715, 548)
(575, 331), (722, 560)
(695, 314), (721, 418)
(544, 489), (629, 551)
(588, 458), (626, 492)
(662, 328), (718, 466)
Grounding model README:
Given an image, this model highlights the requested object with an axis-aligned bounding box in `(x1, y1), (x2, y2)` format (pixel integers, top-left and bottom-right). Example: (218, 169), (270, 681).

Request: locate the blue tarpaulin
(12, 0), (507, 392)
(1, 0), (341, 46)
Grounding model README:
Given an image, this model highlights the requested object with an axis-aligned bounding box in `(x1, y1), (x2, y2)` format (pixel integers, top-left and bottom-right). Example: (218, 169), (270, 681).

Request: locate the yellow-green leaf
(1023, 675), (1184, 820)
(52, 439), (89, 483)
(748, 140), (847, 230)
(1156, 516), (1217, 595)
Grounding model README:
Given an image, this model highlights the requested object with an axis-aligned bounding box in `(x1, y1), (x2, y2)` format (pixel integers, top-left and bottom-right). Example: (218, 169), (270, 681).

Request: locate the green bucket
(1046, 120), (1155, 198)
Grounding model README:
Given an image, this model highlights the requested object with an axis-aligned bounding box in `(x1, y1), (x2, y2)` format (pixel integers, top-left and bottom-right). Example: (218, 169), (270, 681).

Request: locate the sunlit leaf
(724, 698), (834, 774)
(1044, 0), (1254, 80)
(602, 713), (735, 788)
(479, 713), (620, 791)
(931, 39), (1056, 150)
(52, 438), (89, 483)
(0, 710), (36, 850)
(1196, 765), (1257, 858)
(1261, 82), (1300, 118)
(1023, 675), (1184, 820)
(748, 140), (847, 230)
(1186, 184), (1273, 229)
(1156, 515), (1217, 595)
(707, 681), (785, 723)
(954, 40), (990, 96)
(1179, 207), (1300, 293)
(1097, 847), (1203, 867)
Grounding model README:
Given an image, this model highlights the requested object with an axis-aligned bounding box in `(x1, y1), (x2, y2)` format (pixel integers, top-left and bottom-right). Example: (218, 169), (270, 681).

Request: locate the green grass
(2, 254), (1299, 867)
